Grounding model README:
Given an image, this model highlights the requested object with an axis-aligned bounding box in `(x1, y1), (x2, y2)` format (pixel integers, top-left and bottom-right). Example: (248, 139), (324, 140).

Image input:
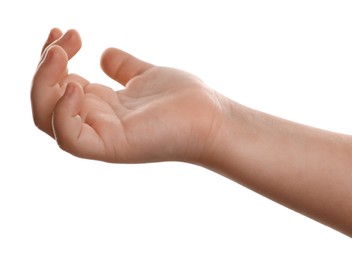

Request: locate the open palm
(31, 29), (223, 163)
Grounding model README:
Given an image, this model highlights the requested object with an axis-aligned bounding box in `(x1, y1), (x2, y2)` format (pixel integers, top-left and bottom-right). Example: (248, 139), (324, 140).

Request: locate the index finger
(40, 28), (63, 55)
(39, 29), (82, 66)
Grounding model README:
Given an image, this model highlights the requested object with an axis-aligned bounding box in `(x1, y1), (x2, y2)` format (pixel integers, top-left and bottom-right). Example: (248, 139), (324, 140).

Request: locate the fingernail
(44, 46), (56, 62)
(62, 30), (72, 40)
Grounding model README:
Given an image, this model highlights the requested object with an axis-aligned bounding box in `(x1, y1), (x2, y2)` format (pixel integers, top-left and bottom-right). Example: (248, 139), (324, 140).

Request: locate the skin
(31, 28), (352, 237)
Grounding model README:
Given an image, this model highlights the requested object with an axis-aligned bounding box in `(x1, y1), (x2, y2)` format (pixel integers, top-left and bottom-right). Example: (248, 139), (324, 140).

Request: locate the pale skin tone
(32, 28), (352, 237)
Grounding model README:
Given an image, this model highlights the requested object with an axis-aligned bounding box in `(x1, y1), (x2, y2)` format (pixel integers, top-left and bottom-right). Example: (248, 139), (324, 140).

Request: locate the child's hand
(31, 29), (352, 237)
(31, 29), (224, 163)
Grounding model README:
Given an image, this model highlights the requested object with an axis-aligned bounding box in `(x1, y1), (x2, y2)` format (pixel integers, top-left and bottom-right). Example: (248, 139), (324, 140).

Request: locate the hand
(31, 29), (352, 237)
(31, 29), (224, 163)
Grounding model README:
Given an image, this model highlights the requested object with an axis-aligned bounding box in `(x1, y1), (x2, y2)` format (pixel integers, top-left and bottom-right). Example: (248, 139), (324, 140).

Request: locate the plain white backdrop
(0, 0), (351, 259)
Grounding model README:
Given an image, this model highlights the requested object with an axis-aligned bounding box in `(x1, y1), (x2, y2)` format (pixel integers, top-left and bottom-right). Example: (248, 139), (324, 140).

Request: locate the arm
(200, 98), (352, 237)
(31, 29), (352, 237)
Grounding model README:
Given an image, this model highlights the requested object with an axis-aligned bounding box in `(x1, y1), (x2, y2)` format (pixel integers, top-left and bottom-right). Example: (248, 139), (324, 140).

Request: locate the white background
(0, 0), (351, 259)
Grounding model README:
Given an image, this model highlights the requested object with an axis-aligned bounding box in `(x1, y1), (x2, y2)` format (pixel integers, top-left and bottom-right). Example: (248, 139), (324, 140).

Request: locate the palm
(62, 67), (214, 163)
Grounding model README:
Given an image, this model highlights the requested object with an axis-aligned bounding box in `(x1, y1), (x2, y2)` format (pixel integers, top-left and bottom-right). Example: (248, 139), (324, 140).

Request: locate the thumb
(52, 82), (104, 160)
(100, 48), (154, 86)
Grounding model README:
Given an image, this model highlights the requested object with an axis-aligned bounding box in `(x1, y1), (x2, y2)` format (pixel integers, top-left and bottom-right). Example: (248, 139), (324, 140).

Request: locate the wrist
(194, 92), (246, 172)
(196, 95), (263, 184)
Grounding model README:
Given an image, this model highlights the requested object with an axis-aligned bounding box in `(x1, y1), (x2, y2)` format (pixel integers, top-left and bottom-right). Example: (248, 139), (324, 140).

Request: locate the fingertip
(62, 29), (82, 55)
(64, 81), (85, 105)
(33, 45), (68, 89)
(101, 47), (117, 57)
(50, 28), (63, 39)
(63, 81), (83, 102)
(41, 28), (63, 55)
(100, 47), (154, 85)
(45, 44), (68, 63)
(64, 29), (81, 43)
(65, 28), (80, 37)
(100, 47), (117, 70)
(64, 82), (75, 97)
(100, 47), (122, 81)
(37, 45), (68, 76)
(42, 28), (82, 61)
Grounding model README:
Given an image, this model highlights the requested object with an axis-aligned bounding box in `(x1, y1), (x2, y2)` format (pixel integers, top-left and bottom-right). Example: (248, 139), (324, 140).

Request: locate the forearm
(202, 96), (352, 237)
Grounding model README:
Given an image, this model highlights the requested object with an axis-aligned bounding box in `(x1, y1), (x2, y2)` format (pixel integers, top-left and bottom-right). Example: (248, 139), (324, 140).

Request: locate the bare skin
(31, 29), (223, 164)
(31, 29), (352, 237)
